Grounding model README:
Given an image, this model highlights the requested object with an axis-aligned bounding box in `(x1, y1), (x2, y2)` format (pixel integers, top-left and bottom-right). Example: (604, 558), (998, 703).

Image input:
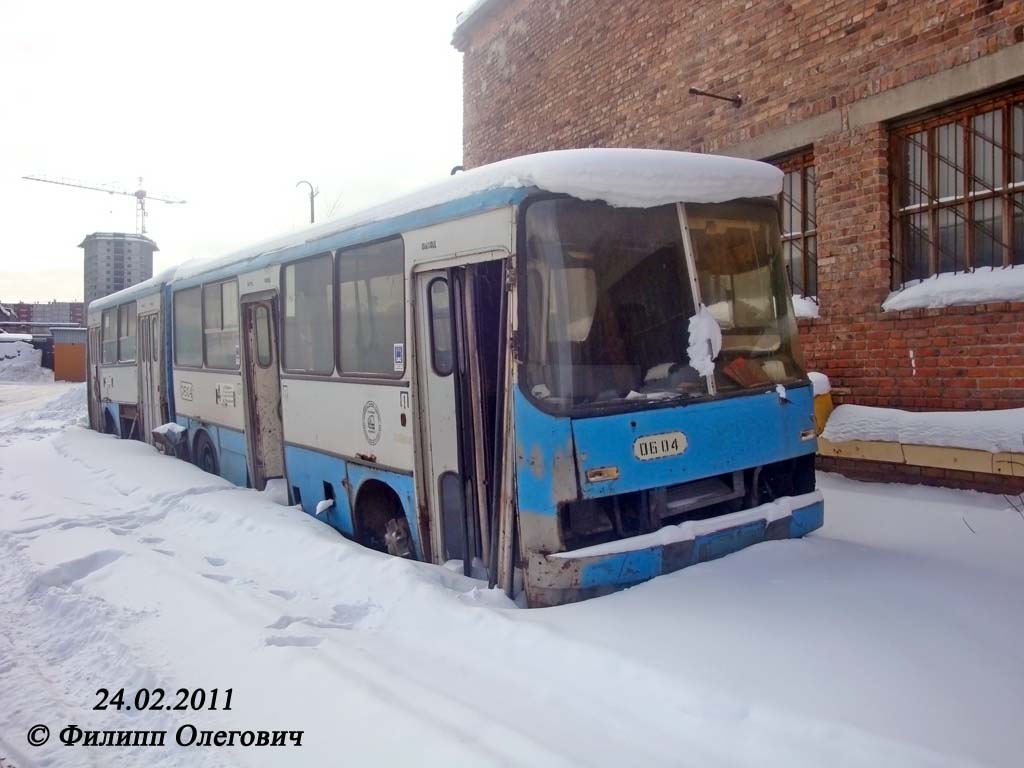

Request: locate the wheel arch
(192, 426), (220, 476)
(352, 478), (408, 554)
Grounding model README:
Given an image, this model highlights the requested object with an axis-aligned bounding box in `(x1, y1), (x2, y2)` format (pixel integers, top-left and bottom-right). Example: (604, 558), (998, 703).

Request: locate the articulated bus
(87, 149), (823, 607)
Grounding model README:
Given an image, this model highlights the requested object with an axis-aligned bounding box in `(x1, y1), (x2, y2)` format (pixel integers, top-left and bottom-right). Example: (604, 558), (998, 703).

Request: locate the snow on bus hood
(169, 149), (783, 284)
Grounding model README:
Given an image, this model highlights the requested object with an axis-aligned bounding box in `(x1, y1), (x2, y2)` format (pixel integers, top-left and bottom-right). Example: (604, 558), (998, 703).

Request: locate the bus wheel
(104, 411), (118, 437)
(355, 481), (412, 558)
(193, 431), (220, 476)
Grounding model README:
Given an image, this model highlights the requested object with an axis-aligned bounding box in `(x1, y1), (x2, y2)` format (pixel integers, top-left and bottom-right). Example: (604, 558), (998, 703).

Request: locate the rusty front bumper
(525, 492), (824, 607)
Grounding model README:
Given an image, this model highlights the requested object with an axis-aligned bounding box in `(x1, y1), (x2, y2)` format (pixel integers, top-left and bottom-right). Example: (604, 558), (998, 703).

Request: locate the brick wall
(457, 0), (1024, 412)
(459, 0), (1024, 165)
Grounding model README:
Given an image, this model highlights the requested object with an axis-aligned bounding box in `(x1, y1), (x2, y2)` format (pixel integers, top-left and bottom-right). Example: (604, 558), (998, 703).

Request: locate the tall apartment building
(78, 232), (158, 307)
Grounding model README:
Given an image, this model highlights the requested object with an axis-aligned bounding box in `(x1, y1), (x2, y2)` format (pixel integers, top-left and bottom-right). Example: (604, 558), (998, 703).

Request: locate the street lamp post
(296, 180), (319, 224)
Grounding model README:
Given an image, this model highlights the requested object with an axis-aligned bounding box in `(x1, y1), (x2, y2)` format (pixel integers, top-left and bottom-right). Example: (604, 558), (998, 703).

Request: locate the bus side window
(337, 238), (405, 376)
(118, 303), (137, 363)
(102, 309), (117, 364)
(174, 287), (203, 367)
(428, 277), (453, 376)
(282, 254), (335, 375)
(140, 317), (149, 361)
(203, 280), (240, 369)
(255, 305), (272, 368)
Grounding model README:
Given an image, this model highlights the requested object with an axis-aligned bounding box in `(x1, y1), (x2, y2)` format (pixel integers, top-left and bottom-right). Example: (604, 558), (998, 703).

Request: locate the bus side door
(415, 269), (468, 564)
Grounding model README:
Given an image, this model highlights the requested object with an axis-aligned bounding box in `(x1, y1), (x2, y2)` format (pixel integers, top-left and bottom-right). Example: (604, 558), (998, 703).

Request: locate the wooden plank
(993, 453), (1024, 477)
(817, 438), (906, 464)
(902, 444), (994, 474)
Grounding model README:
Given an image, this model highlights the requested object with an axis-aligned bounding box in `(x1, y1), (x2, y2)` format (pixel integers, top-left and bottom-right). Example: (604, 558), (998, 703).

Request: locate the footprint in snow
(140, 537), (164, 544)
(331, 602), (377, 625)
(267, 615), (349, 631)
(201, 573), (233, 584)
(264, 636), (321, 648)
(204, 556), (226, 567)
(28, 550), (124, 593)
(269, 589), (295, 600)
(152, 548), (175, 557)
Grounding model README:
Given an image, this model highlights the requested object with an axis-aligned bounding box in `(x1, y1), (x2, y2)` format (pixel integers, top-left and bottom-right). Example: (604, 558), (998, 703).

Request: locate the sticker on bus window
(393, 343), (404, 372)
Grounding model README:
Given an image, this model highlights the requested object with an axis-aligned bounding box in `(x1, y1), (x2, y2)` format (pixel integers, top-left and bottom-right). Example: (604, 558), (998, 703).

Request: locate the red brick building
(453, 0), (1024, 421)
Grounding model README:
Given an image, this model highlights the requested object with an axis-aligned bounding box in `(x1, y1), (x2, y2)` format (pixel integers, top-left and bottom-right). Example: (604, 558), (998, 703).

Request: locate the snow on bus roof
(91, 149), (781, 310)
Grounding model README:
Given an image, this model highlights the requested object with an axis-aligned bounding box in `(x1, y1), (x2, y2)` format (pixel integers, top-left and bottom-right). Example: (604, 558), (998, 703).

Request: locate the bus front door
(416, 262), (506, 575)
(241, 298), (285, 490)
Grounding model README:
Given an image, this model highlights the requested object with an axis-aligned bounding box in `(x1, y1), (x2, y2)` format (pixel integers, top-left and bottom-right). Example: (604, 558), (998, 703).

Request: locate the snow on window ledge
(792, 294), (820, 319)
(882, 266), (1024, 312)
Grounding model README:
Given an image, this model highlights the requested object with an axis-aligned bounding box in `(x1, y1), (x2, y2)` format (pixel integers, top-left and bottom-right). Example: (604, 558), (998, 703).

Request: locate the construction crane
(22, 175), (186, 235)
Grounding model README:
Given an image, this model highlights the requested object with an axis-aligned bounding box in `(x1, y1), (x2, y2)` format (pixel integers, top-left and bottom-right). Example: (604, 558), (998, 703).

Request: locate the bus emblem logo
(362, 401), (382, 446)
(633, 431), (687, 461)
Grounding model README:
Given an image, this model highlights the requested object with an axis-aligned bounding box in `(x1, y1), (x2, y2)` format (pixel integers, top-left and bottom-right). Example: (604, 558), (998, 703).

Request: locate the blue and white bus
(87, 149), (823, 606)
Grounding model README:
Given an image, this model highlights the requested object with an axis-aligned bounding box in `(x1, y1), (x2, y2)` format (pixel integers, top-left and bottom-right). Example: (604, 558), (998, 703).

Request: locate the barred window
(777, 152), (817, 299)
(893, 89), (1024, 285)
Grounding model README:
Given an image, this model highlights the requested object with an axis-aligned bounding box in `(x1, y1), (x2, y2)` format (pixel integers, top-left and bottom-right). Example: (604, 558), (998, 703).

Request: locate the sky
(0, 0), (469, 303)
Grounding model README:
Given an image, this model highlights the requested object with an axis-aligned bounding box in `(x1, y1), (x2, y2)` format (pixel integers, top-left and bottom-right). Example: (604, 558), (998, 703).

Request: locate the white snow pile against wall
(0, 339), (52, 383)
(823, 403), (1024, 453)
(882, 265), (1024, 311)
(791, 294), (820, 318)
(4, 384), (1024, 766)
(808, 371), (831, 396)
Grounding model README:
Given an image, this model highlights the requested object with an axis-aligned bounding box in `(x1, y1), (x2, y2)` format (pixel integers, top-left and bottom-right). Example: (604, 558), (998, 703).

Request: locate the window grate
(891, 88), (1024, 287)
(775, 151), (817, 300)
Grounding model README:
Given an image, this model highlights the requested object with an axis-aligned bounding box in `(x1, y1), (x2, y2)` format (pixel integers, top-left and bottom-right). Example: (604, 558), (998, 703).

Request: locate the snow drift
(0, 339), (52, 383)
(822, 403), (1024, 453)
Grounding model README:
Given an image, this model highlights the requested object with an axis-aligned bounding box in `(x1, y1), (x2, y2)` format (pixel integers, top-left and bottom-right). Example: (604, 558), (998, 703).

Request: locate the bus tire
(193, 430), (220, 477)
(354, 481), (411, 557)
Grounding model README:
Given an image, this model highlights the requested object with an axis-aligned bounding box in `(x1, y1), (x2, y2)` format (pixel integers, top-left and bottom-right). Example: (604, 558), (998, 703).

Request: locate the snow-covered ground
(2, 382), (1022, 767)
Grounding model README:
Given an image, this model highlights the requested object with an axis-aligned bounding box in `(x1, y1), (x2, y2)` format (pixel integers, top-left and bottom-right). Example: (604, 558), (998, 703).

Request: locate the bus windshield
(522, 197), (804, 413)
